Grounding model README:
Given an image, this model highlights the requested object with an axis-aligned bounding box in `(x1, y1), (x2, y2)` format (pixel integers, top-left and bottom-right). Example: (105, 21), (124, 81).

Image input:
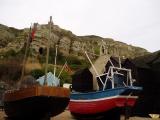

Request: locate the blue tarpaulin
(37, 72), (60, 86)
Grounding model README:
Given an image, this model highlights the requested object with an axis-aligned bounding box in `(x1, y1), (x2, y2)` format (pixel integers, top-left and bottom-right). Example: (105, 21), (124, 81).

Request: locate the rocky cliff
(0, 22), (148, 59)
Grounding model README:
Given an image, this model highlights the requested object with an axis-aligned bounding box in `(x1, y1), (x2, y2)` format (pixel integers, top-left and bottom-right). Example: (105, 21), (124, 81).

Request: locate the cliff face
(0, 23), (148, 59)
(0, 24), (24, 53)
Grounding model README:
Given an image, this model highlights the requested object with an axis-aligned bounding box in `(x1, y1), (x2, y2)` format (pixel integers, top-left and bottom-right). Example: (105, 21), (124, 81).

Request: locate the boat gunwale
(71, 86), (142, 95)
(4, 85), (70, 102)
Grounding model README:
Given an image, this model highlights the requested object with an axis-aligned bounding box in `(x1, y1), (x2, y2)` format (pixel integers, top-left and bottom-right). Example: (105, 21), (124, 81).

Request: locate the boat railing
(97, 66), (133, 91)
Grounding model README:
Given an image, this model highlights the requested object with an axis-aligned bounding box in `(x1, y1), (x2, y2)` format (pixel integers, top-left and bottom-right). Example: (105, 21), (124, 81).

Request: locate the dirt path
(0, 110), (157, 120)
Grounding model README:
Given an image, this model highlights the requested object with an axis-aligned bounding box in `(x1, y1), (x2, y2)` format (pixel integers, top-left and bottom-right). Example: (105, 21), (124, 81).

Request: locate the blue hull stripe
(70, 86), (142, 100)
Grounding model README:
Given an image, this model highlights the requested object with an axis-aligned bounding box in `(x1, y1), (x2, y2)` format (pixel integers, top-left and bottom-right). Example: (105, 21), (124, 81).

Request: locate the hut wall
(72, 68), (93, 92)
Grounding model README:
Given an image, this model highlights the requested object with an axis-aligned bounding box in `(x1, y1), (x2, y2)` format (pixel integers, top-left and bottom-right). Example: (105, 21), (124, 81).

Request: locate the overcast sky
(0, 0), (160, 52)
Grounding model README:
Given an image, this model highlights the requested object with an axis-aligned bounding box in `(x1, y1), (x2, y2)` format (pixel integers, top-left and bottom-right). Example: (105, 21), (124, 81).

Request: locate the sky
(0, 0), (160, 52)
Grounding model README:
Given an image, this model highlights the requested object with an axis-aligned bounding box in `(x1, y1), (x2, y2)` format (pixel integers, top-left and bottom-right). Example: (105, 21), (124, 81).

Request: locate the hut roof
(128, 50), (160, 69)
(128, 58), (150, 69)
(134, 50), (160, 64)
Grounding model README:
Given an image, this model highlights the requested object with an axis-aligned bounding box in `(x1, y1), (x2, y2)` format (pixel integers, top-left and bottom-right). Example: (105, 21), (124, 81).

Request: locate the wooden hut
(72, 68), (93, 92)
(122, 51), (160, 116)
(122, 58), (152, 86)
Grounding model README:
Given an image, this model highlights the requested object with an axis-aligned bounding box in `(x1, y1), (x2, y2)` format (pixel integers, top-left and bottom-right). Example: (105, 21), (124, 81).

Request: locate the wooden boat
(69, 52), (142, 117)
(69, 86), (141, 116)
(4, 17), (70, 119)
(4, 86), (70, 119)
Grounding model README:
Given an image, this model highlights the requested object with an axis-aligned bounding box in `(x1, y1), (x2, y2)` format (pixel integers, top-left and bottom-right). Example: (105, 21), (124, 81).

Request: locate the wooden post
(124, 93), (132, 120)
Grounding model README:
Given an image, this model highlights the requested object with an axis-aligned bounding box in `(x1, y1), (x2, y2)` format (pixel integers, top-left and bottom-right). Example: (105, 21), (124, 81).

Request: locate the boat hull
(4, 86), (70, 119)
(69, 96), (136, 115)
(4, 96), (69, 119)
(69, 87), (141, 115)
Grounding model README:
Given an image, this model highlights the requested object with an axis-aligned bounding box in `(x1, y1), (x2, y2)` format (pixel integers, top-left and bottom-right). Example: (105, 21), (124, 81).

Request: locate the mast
(44, 16), (52, 85)
(19, 26), (32, 83)
(53, 44), (58, 85)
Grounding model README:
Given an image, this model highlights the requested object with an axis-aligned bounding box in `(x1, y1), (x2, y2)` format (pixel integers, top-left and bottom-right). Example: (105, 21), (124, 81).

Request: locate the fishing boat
(69, 52), (142, 118)
(4, 17), (70, 120)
